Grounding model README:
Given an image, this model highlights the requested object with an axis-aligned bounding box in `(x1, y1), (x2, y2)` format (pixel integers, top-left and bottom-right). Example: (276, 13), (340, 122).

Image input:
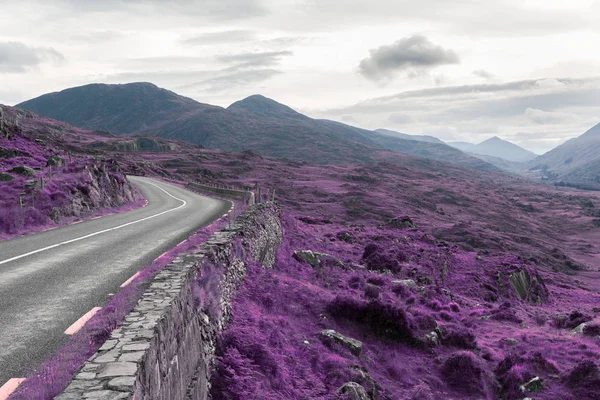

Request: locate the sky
(0, 0), (599, 154)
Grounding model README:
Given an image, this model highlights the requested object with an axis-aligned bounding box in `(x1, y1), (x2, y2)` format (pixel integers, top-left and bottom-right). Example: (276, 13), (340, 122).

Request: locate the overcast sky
(1, 0), (599, 153)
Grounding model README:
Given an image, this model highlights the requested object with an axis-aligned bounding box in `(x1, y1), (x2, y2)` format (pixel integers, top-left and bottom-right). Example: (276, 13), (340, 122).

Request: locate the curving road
(0, 176), (230, 386)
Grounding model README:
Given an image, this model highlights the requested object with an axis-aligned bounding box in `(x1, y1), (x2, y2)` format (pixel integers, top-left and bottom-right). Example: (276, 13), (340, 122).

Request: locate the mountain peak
(228, 95), (307, 120)
(582, 122), (600, 138)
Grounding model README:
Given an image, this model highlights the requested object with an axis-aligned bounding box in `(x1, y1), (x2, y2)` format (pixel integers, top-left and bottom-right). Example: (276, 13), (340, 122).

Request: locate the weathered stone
(99, 340), (118, 352)
(520, 376), (543, 394)
(392, 279), (417, 287)
(118, 351), (146, 363)
(293, 250), (327, 268)
(8, 165), (35, 177)
(388, 215), (415, 229)
(46, 154), (65, 167)
(570, 323), (587, 335)
(337, 382), (369, 400)
(122, 342), (150, 352)
(504, 338), (519, 345)
(97, 362), (137, 378)
(107, 376), (136, 392)
(82, 390), (129, 399)
(0, 172), (14, 181)
(0, 146), (19, 158)
(320, 329), (363, 356)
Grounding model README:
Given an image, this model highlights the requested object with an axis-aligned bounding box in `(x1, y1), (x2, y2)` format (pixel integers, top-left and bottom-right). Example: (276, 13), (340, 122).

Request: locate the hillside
(17, 83), (497, 171)
(527, 123), (600, 189)
(449, 136), (537, 162)
(0, 105), (140, 239)
(375, 128), (445, 144)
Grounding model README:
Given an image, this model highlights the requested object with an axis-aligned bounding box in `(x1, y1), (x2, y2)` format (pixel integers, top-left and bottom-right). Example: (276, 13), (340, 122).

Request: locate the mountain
(374, 128), (445, 144)
(526, 123), (600, 189)
(17, 82), (496, 171)
(448, 136), (537, 163)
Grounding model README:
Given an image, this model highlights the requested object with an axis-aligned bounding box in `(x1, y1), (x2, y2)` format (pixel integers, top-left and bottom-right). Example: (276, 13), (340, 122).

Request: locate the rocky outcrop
(0, 172), (14, 181)
(509, 268), (549, 304)
(337, 382), (369, 400)
(8, 165), (36, 177)
(320, 329), (363, 356)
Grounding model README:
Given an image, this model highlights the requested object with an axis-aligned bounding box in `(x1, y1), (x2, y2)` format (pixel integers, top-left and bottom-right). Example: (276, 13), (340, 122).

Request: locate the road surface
(0, 176), (229, 386)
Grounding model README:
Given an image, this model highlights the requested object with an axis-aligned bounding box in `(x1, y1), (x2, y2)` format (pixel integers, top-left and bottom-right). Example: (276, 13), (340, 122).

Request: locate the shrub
(361, 243), (403, 273)
(441, 351), (490, 396)
(442, 326), (477, 349)
(327, 295), (415, 343)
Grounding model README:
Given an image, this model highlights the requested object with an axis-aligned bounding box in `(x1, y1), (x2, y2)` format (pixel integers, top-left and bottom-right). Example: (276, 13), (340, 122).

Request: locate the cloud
(216, 51), (293, 69)
(524, 108), (575, 124)
(179, 69), (282, 92)
(388, 113), (413, 124)
(0, 42), (64, 73)
(54, 0), (268, 20)
(180, 30), (257, 45)
(359, 35), (459, 81)
(473, 69), (493, 80)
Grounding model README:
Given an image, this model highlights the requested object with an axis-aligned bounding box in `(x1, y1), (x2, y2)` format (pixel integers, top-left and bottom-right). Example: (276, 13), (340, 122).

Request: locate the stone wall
(187, 182), (255, 205)
(56, 202), (282, 400)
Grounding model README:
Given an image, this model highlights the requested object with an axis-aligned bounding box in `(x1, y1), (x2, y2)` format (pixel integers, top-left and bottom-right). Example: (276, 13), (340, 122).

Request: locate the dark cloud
(180, 30), (257, 45)
(359, 35), (459, 81)
(216, 51), (293, 69)
(0, 42), (64, 73)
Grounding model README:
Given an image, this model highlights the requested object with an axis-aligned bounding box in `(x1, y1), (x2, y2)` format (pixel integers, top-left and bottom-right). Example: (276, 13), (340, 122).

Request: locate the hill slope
(18, 83), (496, 171)
(527, 123), (600, 189)
(375, 128), (445, 144)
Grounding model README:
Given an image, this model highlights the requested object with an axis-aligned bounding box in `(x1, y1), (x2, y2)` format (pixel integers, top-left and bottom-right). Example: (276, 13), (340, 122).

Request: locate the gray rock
(97, 362), (137, 378)
(337, 382), (369, 400)
(0, 172), (14, 181)
(392, 279), (417, 287)
(520, 376), (543, 394)
(82, 390), (129, 399)
(118, 351), (146, 363)
(320, 329), (363, 356)
(293, 250), (329, 268)
(8, 165), (35, 177)
(108, 376), (136, 392)
(47, 154), (65, 167)
(569, 323), (587, 335)
(504, 338), (519, 345)
(0, 146), (19, 158)
(99, 340), (118, 352)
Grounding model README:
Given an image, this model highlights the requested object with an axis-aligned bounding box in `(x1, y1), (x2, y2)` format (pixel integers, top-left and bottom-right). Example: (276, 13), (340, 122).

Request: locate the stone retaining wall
(56, 202), (282, 400)
(187, 182), (255, 204)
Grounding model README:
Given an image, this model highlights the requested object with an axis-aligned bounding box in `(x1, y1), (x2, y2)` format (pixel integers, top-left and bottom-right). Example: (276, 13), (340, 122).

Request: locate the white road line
(64, 307), (102, 335)
(0, 378), (25, 400)
(0, 180), (187, 266)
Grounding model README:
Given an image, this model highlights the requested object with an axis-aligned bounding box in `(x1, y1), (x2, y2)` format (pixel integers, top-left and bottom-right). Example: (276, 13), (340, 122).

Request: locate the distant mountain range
(448, 136), (537, 163)
(374, 128), (445, 145)
(526, 123), (600, 189)
(17, 82), (497, 172)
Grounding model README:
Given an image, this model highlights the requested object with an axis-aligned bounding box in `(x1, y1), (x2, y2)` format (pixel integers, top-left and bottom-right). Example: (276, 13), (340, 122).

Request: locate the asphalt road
(0, 176), (230, 385)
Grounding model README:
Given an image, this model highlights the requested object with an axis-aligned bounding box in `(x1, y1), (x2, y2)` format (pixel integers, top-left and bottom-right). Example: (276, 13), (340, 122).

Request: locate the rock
(0, 172), (14, 181)
(569, 323), (587, 335)
(520, 376), (543, 393)
(424, 329), (442, 346)
(8, 165), (36, 177)
(320, 329), (363, 356)
(388, 216), (415, 229)
(293, 250), (330, 269)
(96, 362), (137, 378)
(47, 154), (65, 167)
(107, 376), (136, 392)
(337, 382), (369, 400)
(393, 279), (417, 287)
(504, 338), (519, 345)
(509, 268), (548, 304)
(0, 147), (19, 158)
(364, 283), (381, 299)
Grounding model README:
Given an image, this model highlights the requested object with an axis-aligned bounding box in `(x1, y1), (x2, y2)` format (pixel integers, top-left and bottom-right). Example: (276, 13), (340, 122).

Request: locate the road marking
(0, 180), (187, 266)
(0, 378), (25, 400)
(120, 272), (140, 288)
(64, 307), (102, 335)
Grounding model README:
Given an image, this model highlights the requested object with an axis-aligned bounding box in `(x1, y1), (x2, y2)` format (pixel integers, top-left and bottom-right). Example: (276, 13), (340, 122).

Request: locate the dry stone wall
(56, 202), (281, 400)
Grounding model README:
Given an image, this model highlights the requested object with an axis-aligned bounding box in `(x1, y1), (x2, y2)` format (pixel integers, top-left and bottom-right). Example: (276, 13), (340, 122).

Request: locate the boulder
(393, 279), (417, 287)
(8, 166), (36, 177)
(46, 155), (65, 167)
(569, 323), (587, 336)
(293, 250), (327, 268)
(388, 215), (415, 229)
(320, 329), (363, 356)
(0, 147), (19, 158)
(509, 268), (548, 304)
(337, 382), (369, 400)
(0, 172), (14, 181)
(520, 376), (543, 394)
